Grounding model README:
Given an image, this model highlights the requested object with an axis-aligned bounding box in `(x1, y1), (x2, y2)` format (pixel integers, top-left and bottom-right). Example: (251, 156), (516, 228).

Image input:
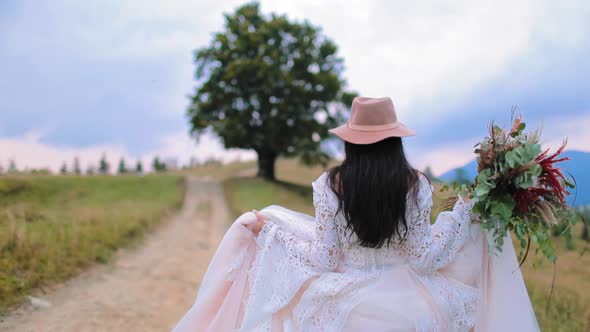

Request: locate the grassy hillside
(222, 159), (590, 332)
(0, 175), (184, 313)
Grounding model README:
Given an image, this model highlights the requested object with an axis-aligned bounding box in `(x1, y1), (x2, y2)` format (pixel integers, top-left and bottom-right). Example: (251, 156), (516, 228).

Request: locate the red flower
(535, 140), (570, 205)
(513, 187), (550, 213)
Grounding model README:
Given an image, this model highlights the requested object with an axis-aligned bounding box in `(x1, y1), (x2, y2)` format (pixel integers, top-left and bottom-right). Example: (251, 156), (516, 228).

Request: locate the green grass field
(221, 159), (590, 332)
(0, 175), (184, 313)
(2, 158), (587, 330)
(224, 177), (315, 218)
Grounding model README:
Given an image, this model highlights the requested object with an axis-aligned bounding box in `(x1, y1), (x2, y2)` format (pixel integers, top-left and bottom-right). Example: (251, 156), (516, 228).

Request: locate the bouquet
(443, 112), (579, 263)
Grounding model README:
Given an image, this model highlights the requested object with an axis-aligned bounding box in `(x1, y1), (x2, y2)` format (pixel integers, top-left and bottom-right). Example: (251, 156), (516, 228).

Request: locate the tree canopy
(187, 2), (355, 180)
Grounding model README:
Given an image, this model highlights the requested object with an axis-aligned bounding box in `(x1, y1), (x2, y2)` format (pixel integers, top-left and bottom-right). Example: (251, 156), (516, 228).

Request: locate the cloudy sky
(1, 0), (588, 175)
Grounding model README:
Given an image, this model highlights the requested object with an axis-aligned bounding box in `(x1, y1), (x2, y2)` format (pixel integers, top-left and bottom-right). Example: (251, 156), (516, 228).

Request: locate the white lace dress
(172, 171), (540, 332)
(239, 172), (480, 332)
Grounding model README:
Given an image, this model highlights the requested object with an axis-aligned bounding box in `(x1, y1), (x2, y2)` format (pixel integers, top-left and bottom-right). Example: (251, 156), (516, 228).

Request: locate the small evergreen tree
(152, 157), (160, 172)
(8, 159), (17, 173)
(118, 158), (128, 174)
(98, 154), (110, 174)
(60, 162), (68, 175)
(135, 160), (143, 174)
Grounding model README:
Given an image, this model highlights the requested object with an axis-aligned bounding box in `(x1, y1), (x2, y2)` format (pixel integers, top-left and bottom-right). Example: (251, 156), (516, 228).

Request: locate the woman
(172, 97), (539, 331)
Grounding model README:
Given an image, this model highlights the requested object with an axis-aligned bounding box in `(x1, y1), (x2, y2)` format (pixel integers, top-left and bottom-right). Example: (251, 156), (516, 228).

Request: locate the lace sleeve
(260, 173), (341, 272)
(402, 174), (473, 275)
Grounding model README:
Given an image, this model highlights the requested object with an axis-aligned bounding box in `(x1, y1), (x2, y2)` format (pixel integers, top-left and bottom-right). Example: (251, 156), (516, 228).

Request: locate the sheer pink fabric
(474, 232), (539, 331)
(172, 174), (539, 331)
(172, 210), (538, 331)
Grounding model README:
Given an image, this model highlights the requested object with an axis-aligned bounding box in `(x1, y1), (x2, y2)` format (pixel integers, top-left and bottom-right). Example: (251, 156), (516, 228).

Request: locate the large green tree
(188, 3), (354, 180)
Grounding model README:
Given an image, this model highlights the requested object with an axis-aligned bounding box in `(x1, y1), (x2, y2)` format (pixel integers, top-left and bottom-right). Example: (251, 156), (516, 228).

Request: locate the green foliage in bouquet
(445, 113), (578, 263)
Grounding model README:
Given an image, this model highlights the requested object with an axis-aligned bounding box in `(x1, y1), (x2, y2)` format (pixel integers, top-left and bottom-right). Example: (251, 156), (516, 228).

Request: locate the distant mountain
(439, 150), (590, 207)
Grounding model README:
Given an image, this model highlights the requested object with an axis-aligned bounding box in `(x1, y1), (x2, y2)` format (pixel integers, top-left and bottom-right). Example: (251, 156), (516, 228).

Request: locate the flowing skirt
(171, 206), (539, 332)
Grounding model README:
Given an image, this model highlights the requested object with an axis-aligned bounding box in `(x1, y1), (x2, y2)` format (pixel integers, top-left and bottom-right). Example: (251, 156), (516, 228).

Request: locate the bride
(172, 97), (539, 331)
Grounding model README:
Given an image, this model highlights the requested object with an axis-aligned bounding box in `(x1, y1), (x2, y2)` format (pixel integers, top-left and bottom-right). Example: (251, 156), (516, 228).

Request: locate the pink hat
(329, 96), (415, 144)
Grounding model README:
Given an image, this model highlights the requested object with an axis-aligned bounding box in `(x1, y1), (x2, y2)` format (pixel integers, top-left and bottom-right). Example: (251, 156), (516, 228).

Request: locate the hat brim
(328, 123), (416, 145)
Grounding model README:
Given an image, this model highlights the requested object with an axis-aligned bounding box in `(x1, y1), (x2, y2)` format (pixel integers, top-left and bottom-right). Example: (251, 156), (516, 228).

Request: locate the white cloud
(0, 111), (585, 177)
(0, 133), (129, 173)
(0, 130), (256, 173)
(411, 137), (480, 176)
(142, 131), (257, 167)
(12, 0), (584, 112)
(1, 0), (588, 172)
(263, 1), (537, 114)
(539, 111), (590, 152)
(37, 0), (247, 61)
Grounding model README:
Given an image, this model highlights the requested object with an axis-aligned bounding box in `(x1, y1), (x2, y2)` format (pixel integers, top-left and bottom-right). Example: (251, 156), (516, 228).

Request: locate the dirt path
(0, 177), (230, 332)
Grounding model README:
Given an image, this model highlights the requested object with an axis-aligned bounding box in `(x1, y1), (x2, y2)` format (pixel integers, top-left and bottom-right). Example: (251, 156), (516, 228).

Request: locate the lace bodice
(268, 171), (474, 274)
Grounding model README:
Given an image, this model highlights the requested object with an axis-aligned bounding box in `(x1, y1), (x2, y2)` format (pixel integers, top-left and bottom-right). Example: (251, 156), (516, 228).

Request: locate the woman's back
(309, 170), (480, 331)
(315, 171), (428, 272)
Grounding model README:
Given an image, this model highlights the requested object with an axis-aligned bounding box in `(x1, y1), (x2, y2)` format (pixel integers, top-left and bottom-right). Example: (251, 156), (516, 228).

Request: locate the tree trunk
(256, 151), (277, 181)
(583, 220), (589, 242)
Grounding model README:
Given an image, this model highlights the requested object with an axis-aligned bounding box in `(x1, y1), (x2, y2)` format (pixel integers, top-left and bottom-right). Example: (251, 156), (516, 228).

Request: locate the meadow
(1, 159), (587, 331)
(223, 159), (590, 332)
(0, 174), (184, 313)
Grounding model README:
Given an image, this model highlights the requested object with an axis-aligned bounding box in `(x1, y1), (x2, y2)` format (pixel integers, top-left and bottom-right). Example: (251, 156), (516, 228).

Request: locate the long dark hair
(327, 137), (422, 248)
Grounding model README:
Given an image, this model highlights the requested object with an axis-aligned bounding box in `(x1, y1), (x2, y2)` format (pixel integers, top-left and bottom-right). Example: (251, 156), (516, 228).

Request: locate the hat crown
(349, 97), (397, 126)
(327, 95), (415, 144)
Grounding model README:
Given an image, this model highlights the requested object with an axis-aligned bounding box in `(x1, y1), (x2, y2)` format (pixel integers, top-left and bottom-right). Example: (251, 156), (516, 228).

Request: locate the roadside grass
(224, 177), (314, 219)
(182, 160), (257, 180)
(0, 174), (184, 313)
(221, 161), (590, 332)
(274, 159), (341, 186)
